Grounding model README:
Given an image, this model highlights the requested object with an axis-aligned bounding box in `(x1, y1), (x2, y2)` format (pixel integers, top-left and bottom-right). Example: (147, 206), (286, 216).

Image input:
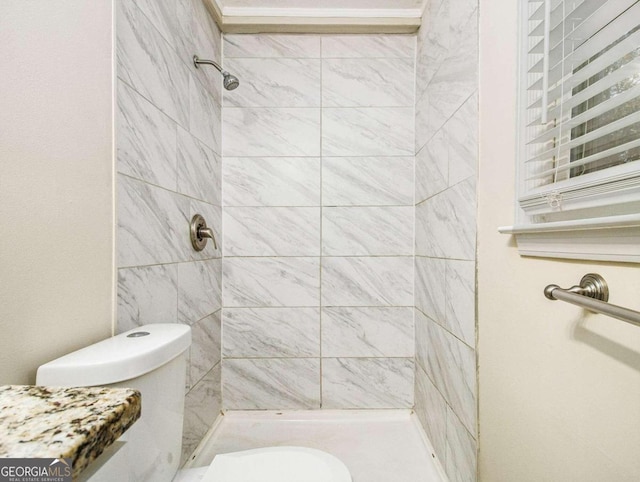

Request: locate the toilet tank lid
(36, 324), (191, 387)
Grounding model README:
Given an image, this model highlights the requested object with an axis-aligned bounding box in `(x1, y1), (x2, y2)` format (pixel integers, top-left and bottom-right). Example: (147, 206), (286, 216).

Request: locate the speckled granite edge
(0, 385), (141, 478)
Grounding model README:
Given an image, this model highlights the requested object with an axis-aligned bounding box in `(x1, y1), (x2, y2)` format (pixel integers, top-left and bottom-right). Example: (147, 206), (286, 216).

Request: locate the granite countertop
(0, 385), (141, 478)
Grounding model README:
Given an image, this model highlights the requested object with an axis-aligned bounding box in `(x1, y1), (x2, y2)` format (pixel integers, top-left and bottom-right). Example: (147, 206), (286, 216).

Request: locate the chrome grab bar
(544, 273), (640, 328)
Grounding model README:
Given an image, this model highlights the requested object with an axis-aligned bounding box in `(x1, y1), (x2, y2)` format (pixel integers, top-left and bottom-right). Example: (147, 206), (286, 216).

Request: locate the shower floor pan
(176, 409), (445, 482)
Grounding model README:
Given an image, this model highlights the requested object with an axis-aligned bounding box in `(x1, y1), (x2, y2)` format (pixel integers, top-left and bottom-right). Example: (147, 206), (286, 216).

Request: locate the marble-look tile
(417, 10), (478, 143)
(224, 108), (321, 157)
(133, 0), (178, 48)
(223, 308), (320, 357)
(322, 157), (413, 206)
(414, 308), (430, 374)
(322, 207), (413, 256)
(322, 257), (413, 307)
(415, 256), (446, 324)
(177, 259), (221, 325)
(415, 364), (447, 461)
(118, 174), (188, 267)
(176, 0), (222, 103)
(177, 126), (221, 205)
(117, 0), (189, 126)
(224, 34), (321, 58)
(188, 312), (221, 388)
(187, 199), (222, 260)
(415, 129), (447, 202)
(223, 59), (321, 107)
(322, 59), (414, 107)
(189, 75), (221, 153)
(117, 80), (177, 190)
(321, 307), (413, 357)
(445, 260), (476, 347)
(223, 257), (320, 307)
(182, 364), (221, 465)
(223, 358), (320, 409)
(425, 319), (476, 435)
(415, 0), (448, 103)
(322, 35), (415, 59)
(223, 157), (321, 207)
(445, 407), (477, 482)
(445, 92), (478, 186)
(116, 264), (178, 333)
(223, 207), (320, 256)
(322, 108), (413, 156)
(415, 177), (477, 260)
(322, 358), (414, 408)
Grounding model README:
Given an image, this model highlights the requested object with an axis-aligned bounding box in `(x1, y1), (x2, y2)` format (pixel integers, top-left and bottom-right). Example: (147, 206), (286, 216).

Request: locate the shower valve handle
(190, 214), (217, 251)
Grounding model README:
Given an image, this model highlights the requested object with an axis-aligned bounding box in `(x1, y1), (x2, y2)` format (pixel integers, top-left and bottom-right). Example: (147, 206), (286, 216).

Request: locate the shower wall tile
(189, 310), (221, 387)
(321, 358), (414, 409)
(415, 0), (478, 473)
(224, 34), (321, 58)
(117, 174), (188, 267)
(322, 157), (413, 206)
(446, 93), (479, 186)
(223, 157), (321, 207)
(116, 264), (178, 333)
(177, 259), (221, 325)
(223, 207), (320, 257)
(415, 364), (447, 461)
(445, 407), (477, 482)
(224, 108), (321, 157)
(415, 256), (446, 325)
(118, 0), (222, 463)
(223, 358), (321, 409)
(117, 0), (189, 127)
(322, 207), (413, 256)
(223, 257), (320, 307)
(322, 58), (414, 107)
(322, 257), (413, 307)
(177, 126), (221, 205)
(321, 307), (414, 357)
(445, 260), (476, 347)
(134, 0), (178, 50)
(321, 35), (415, 59)
(223, 308), (320, 358)
(117, 80), (177, 190)
(223, 59), (321, 107)
(221, 33), (416, 412)
(415, 129), (448, 203)
(322, 107), (413, 157)
(425, 318), (476, 436)
(182, 364), (221, 465)
(189, 75), (221, 153)
(415, 177), (477, 260)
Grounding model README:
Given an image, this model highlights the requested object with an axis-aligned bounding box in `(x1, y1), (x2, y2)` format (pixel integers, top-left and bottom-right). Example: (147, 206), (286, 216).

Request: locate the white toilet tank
(36, 324), (191, 482)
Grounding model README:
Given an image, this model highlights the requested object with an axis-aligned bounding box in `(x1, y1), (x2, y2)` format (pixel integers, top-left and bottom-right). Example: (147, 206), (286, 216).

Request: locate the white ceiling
(217, 0), (425, 17)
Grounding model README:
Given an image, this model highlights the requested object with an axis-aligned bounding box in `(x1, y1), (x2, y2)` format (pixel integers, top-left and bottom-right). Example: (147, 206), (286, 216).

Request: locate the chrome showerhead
(193, 55), (240, 91)
(223, 73), (240, 91)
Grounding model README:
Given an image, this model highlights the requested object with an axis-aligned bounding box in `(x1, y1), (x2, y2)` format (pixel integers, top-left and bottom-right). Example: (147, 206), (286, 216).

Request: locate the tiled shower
(115, 0), (478, 479)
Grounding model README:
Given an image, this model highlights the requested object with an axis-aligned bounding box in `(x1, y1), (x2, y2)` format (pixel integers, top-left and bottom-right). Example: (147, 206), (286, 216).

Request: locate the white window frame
(500, 0), (640, 263)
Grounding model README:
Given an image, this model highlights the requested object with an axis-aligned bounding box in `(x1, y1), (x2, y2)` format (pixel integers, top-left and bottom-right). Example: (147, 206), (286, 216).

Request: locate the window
(501, 0), (640, 263)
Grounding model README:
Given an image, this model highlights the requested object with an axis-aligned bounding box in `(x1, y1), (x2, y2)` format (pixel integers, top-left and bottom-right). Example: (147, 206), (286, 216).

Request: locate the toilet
(36, 324), (352, 482)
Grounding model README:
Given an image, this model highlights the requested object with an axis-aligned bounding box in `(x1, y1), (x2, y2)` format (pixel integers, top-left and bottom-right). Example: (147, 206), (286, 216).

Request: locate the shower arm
(193, 55), (229, 76)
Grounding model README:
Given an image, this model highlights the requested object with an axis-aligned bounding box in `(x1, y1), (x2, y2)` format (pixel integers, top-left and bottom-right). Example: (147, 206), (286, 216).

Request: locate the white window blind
(519, 0), (640, 222)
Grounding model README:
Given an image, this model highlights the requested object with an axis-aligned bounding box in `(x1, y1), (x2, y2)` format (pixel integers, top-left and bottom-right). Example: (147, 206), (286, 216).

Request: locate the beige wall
(478, 1), (640, 480)
(0, 1), (115, 385)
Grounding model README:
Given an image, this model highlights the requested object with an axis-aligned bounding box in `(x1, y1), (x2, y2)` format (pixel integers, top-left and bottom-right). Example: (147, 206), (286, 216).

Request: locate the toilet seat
(200, 446), (352, 482)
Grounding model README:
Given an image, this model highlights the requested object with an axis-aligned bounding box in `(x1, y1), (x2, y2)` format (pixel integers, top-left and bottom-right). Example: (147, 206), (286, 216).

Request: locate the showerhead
(193, 55), (240, 91)
(223, 73), (240, 91)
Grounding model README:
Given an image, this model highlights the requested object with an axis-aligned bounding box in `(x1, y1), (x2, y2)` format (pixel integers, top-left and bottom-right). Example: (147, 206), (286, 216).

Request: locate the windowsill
(498, 214), (640, 263)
